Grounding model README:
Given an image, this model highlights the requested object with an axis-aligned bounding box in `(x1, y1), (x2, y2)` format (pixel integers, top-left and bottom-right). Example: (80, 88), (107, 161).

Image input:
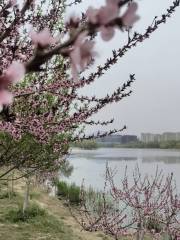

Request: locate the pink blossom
(98, 0), (120, 25)
(86, 7), (99, 24)
(121, 2), (140, 27)
(0, 90), (13, 106)
(30, 28), (56, 47)
(106, 0), (122, 4)
(86, 0), (119, 25)
(8, 0), (17, 7)
(86, 0), (121, 42)
(5, 62), (25, 83)
(70, 32), (96, 81)
(100, 26), (115, 41)
(87, 1), (139, 42)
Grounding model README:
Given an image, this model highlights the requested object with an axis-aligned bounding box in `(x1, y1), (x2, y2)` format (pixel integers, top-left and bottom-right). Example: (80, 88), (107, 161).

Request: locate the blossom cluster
(0, 0), (140, 106)
(76, 166), (180, 240)
(86, 0), (139, 41)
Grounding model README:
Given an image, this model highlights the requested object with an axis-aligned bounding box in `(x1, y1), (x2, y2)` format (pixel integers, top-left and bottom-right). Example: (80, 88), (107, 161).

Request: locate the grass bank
(0, 179), (111, 240)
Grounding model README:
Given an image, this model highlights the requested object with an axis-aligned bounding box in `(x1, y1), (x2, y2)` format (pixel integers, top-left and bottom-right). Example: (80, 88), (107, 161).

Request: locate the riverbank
(0, 179), (111, 240)
(73, 140), (180, 150)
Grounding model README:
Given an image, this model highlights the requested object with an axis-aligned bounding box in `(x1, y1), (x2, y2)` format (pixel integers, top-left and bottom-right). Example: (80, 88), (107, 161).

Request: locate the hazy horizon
(101, 131), (180, 138)
(67, 0), (180, 136)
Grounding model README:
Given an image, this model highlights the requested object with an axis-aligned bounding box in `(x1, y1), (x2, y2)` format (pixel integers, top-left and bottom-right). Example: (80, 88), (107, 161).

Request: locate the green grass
(0, 178), (112, 240)
(68, 183), (81, 204)
(56, 181), (81, 204)
(5, 203), (46, 222)
(57, 181), (69, 197)
(0, 193), (79, 240)
(71, 140), (98, 150)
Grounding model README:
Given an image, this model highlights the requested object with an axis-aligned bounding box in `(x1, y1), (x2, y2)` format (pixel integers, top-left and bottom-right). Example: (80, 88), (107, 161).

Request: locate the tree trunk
(23, 178), (30, 215)
(140, 230), (145, 240)
(136, 229), (140, 240)
(11, 171), (14, 197)
(136, 229), (145, 240)
(136, 220), (145, 240)
(7, 176), (11, 199)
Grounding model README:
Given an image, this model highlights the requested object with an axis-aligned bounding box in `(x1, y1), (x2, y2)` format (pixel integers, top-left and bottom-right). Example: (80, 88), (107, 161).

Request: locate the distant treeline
(72, 140), (180, 150)
(101, 140), (180, 149)
(71, 140), (98, 150)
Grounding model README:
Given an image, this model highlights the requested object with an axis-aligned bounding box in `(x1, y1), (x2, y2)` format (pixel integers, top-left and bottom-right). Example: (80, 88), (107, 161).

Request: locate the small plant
(57, 181), (69, 198)
(29, 191), (41, 200)
(85, 187), (114, 215)
(56, 181), (81, 204)
(6, 203), (45, 222)
(146, 217), (162, 233)
(0, 190), (16, 199)
(0, 191), (9, 199)
(68, 183), (81, 204)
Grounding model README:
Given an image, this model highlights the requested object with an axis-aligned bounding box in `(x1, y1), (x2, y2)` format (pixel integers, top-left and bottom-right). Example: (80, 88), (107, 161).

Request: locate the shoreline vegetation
(0, 170), (178, 240)
(0, 177), (156, 240)
(72, 140), (180, 150)
(0, 178), (111, 240)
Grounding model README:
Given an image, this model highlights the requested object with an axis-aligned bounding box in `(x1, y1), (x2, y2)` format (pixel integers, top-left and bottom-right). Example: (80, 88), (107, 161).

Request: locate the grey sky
(67, 0), (180, 137)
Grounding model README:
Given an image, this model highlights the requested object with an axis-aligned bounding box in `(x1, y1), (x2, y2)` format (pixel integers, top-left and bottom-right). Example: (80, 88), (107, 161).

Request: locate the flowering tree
(75, 166), (180, 240)
(0, 131), (65, 213)
(0, 0), (179, 178)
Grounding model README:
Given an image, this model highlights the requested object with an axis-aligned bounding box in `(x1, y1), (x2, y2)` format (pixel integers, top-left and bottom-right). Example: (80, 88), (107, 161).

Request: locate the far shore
(71, 140), (180, 150)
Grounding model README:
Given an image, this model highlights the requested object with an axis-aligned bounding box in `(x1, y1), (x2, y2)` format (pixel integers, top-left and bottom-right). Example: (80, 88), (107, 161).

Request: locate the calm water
(65, 148), (180, 192)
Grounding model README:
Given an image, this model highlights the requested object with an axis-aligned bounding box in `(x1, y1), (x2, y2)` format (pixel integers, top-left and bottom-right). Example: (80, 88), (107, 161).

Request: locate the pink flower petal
(71, 62), (79, 82)
(80, 40), (95, 69)
(106, 0), (122, 5)
(70, 32), (96, 81)
(86, 7), (99, 24)
(87, 0), (120, 25)
(121, 2), (140, 27)
(5, 62), (25, 83)
(100, 26), (115, 41)
(30, 28), (56, 47)
(75, 31), (88, 47)
(0, 90), (13, 106)
(98, 3), (119, 25)
(8, 0), (17, 7)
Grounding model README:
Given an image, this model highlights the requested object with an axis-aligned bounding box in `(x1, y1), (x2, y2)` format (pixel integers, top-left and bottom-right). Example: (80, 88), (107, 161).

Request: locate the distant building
(176, 132), (180, 141)
(161, 132), (180, 141)
(97, 135), (122, 144)
(141, 132), (180, 143)
(97, 134), (138, 145)
(141, 133), (150, 143)
(141, 133), (160, 143)
(121, 135), (138, 144)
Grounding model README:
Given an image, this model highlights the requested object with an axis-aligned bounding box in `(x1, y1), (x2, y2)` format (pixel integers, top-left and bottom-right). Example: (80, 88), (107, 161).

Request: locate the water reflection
(142, 156), (180, 164)
(65, 148), (180, 192)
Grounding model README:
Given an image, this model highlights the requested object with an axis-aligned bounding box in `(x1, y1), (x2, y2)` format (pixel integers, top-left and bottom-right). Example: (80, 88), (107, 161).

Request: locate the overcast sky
(67, 0), (180, 137)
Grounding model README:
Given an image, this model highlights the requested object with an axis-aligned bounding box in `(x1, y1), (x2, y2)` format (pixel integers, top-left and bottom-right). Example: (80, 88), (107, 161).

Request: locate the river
(65, 148), (180, 192)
